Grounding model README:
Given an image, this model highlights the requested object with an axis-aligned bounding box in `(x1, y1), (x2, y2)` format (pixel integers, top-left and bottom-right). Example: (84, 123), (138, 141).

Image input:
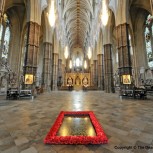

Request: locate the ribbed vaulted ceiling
(63, 0), (93, 48)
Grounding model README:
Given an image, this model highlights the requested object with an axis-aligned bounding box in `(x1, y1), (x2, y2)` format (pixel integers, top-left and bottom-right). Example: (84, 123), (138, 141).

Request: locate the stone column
(24, 21), (40, 87)
(65, 59), (68, 72)
(0, 0), (5, 24)
(62, 63), (66, 86)
(43, 42), (52, 91)
(97, 54), (104, 90)
(52, 53), (58, 90)
(150, 0), (153, 15)
(66, 58), (71, 72)
(57, 59), (62, 87)
(104, 44), (115, 93)
(93, 60), (98, 86)
(90, 64), (94, 86)
(116, 23), (132, 88)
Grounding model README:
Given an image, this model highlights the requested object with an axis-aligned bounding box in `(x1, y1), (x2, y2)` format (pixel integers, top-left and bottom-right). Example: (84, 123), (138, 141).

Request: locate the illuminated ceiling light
(101, 0), (108, 26)
(48, 0), (55, 27)
(88, 47), (92, 59)
(69, 60), (72, 69)
(64, 46), (69, 59)
(84, 60), (87, 69)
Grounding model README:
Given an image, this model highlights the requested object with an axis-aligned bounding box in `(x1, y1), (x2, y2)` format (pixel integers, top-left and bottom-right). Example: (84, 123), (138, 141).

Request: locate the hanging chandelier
(101, 0), (109, 26)
(48, 0), (55, 27)
(69, 59), (72, 69)
(64, 46), (69, 59)
(88, 47), (92, 59)
(84, 60), (87, 69)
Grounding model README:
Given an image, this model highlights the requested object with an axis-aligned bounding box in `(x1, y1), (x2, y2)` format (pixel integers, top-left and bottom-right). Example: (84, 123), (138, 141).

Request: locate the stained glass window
(0, 13), (11, 60)
(145, 15), (153, 68)
(2, 27), (10, 58)
(76, 58), (80, 67)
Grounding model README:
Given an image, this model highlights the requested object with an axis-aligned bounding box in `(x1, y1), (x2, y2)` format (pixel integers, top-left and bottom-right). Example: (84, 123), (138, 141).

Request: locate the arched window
(0, 13), (11, 60)
(144, 14), (153, 68)
(2, 27), (10, 58)
(76, 58), (80, 67)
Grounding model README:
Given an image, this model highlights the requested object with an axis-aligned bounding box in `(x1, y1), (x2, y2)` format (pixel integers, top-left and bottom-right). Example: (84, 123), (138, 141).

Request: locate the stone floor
(0, 91), (153, 153)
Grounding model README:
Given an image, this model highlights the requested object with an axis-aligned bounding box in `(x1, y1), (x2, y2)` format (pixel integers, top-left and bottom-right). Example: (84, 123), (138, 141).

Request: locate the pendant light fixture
(48, 0), (55, 27)
(88, 47), (92, 59)
(64, 46), (69, 59)
(101, 0), (109, 26)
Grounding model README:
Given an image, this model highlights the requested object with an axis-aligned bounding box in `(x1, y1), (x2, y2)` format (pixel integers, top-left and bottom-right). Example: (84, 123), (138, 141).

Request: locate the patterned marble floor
(0, 91), (153, 153)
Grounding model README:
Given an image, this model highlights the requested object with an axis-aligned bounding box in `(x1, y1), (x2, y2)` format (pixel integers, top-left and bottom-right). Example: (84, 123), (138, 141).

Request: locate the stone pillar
(66, 58), (71, 72)
(0, 0), (5, 24)
(116, 23), (132, 88)
(52, 53), (58, 90)
(97, 54), (104, 90)
(104, 44), (115, 93)
(62, 64), (66, 86)
(150, 0), (153, 15)
(93, 60), (98, 86)
(43, 42), (52, 91)
(57, 59), (62, 87)
(65, 59), (68, 72)
(90, 64), (94, 86)
(24, 21), (40, 87)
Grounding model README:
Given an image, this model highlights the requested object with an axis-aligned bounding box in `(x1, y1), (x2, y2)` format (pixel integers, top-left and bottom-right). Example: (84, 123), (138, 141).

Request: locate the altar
(65, 73), (90, 86)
